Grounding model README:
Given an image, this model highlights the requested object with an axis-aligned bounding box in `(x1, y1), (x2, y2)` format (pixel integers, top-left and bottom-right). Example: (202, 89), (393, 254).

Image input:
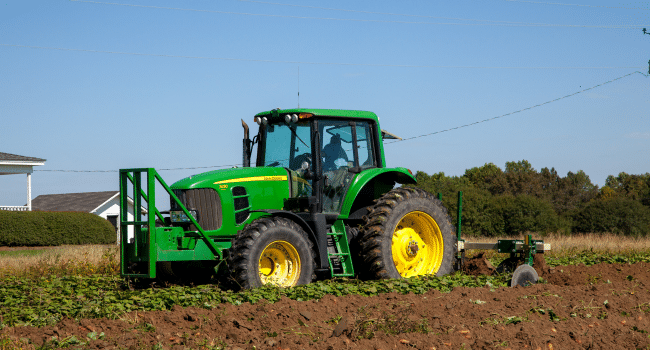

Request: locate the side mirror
(300, 161), (317, 180)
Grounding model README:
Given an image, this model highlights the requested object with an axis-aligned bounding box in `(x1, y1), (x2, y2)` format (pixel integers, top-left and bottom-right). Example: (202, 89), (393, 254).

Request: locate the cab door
(319, 120), (377, 213)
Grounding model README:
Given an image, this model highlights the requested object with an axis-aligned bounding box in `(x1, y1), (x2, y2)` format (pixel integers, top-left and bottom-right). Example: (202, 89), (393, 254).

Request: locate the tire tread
(357, 187), (457, 280)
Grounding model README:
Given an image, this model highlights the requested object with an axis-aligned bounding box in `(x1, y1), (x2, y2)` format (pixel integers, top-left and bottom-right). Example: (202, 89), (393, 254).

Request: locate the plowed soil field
(3, 261), (650, 349)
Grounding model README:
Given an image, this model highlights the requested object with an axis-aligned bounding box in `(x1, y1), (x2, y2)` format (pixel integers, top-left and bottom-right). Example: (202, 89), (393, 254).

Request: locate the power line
(235, 0), (568, 26)
(36, 163), (243, 173)
(499, 0), (650, 10)
(34, 71), (648, 173)
(239, 0), (649, 20)
(1, 44), (644, 70)
(387, 71), (649, 144)
(68, 0), (646, 28)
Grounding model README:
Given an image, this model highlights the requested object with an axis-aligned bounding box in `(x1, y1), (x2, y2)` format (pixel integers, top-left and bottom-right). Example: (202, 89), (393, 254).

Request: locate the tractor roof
(253, 108), (402, 140)
(254, 108), (379, 122)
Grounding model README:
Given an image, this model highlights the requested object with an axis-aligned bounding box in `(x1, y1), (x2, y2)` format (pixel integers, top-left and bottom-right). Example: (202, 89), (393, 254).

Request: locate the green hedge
(0, 211), (116, 246)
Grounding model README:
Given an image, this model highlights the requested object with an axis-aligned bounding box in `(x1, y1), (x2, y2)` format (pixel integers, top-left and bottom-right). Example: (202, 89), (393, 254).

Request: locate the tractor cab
(246, 109), (384, 215)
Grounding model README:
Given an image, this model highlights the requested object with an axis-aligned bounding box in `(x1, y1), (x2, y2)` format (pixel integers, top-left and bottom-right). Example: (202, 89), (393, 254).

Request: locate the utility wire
(1, 44), (644, 70)
(386, 71), (650, 144)
(68, 0), (646, 28)
(239, 0), (648, 21)
(34, 71), (648, 173)
(36, 163), (244, 173)
(499, 0), (650, 10)
(236, 0), (567, 26)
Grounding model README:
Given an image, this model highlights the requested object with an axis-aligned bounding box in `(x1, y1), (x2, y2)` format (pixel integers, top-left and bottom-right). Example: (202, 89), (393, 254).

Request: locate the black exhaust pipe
(241, 119), (253, 167)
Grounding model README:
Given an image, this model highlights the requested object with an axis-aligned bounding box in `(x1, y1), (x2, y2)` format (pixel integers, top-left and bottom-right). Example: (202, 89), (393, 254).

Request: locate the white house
(0, 152), (46, 211)
(31, 191), (145, 243)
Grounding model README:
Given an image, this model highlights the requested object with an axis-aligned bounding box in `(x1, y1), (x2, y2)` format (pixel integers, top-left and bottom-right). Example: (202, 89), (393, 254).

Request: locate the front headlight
(170, 210), (199, 223)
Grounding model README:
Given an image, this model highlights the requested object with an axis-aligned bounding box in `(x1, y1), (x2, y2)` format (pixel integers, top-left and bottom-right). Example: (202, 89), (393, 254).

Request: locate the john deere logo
(214, 176), (288, 185)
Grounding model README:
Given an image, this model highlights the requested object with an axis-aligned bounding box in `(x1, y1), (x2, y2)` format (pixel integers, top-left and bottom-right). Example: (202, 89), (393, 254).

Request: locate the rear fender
(340, 168), (417, 218)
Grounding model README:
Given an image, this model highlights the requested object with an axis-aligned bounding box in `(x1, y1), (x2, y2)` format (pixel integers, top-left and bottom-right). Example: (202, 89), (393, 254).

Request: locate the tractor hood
(170, 166), (296, 223)
(171, 166), (290, 190)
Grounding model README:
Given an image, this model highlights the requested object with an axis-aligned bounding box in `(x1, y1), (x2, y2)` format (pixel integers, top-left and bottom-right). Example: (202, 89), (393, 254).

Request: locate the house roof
(31, 191), (119, 213)
(0, 152), (46, 163)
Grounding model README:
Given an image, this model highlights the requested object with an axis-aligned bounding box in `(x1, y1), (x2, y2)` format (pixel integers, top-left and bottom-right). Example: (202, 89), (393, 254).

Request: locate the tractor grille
(171, 188), (222, 230)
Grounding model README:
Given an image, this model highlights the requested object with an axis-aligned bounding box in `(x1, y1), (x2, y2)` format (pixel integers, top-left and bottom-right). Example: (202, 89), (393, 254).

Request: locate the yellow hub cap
(258, 241), (301, 287)
(392, 211), (444, 278)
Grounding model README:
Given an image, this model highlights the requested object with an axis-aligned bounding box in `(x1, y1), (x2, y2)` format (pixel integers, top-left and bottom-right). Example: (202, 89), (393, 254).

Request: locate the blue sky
(1, 0), (649, 206)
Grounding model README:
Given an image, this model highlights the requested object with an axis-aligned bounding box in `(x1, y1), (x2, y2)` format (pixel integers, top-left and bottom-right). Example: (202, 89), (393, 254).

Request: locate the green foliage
(462, 161), (599, 214)
(573, 197), (650, 236)
(490, 195), (564, 236)
(456, 187), (499, 236)
(413, 170), (468, 229)
(605, 172), (650, 207)
(0, 211), (115, 246)
(0, 273), (510, 328)
(414, 160), (648, 236)
(464, 162), (507, 195)
(1, 250), (649, 328)
(0, 249), (44, 257)
(544, 250), (650, 266)
(504, 160), (543, 197)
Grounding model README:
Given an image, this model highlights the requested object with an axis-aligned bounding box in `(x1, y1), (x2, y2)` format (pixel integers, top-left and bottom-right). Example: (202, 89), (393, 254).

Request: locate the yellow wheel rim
(392, 211), (444, 278)
(258, 240), (301, 287)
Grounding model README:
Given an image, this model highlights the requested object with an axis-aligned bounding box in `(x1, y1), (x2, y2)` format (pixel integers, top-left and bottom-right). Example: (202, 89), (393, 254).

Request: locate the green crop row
(1, 250), (649, 328)
(545, 249), (650, 266)
(0, 273), (509, 328)
(0, 211), (115, 246)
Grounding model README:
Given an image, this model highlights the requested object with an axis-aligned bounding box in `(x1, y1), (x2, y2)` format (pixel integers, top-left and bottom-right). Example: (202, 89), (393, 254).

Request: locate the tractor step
(327, 221), (354, 277)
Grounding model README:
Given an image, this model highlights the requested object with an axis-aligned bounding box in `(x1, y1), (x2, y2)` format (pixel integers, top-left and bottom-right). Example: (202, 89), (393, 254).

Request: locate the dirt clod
(299, 310), (311, 320)
(463, 252), (496, 276)
(332, 317), (350, 337)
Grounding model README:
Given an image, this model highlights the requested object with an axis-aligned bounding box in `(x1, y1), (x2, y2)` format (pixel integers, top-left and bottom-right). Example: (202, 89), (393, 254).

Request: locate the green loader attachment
(119, 168), (223, 279)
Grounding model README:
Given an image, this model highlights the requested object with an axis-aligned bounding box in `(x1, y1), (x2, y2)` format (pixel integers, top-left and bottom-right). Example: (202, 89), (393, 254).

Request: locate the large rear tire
(358, 187), (456, 279)
(228, 217), (315, 289)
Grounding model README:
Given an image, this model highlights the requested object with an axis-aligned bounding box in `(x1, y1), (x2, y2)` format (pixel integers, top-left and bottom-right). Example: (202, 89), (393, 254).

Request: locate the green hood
(171, 167), (290, 190)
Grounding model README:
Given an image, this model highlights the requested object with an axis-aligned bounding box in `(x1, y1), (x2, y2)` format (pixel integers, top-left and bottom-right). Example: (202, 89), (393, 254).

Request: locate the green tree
(548, 170), (599, 213)
(605, 172), (650, 207)
(490, 194), (563, 236)
(414, 164), (649, 237)
(413, 171), (469, 230)
(464, 162), (507, 195)
(574, 197), (650, 236)
(456, 187), (500, 237)
(504, 160), (543, 197)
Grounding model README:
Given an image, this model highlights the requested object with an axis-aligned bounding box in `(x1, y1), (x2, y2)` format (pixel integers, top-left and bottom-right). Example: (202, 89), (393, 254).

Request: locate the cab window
(262, 122), (311, 171)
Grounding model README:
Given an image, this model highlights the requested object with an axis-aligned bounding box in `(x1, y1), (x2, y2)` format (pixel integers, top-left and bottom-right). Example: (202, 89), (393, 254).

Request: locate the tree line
(412, 160), (650, 236)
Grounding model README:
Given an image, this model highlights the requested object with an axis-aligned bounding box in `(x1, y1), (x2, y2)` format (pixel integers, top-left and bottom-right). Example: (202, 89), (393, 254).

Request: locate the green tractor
(120, 108), (457, 288)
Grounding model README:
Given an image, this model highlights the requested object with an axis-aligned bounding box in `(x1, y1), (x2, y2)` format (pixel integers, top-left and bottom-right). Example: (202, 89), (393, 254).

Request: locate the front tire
(358, 187), (456, 279)
(228, 217), (315, 289)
